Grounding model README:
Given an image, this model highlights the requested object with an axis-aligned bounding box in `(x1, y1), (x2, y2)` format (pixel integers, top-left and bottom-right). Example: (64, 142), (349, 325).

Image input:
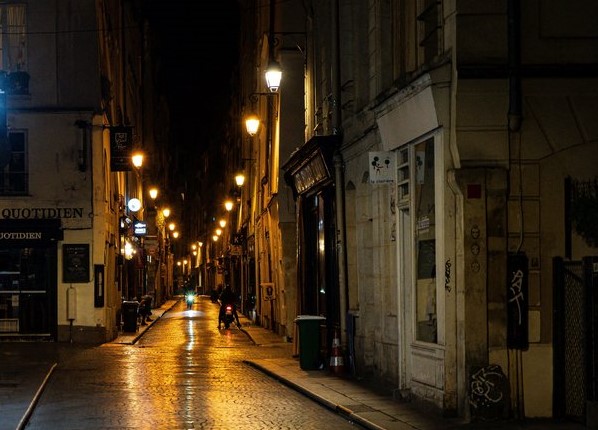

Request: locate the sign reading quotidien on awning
(369, 151), (396, 184)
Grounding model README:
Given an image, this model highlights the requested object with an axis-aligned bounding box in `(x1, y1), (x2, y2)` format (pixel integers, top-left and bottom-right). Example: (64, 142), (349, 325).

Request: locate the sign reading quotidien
(1, 207), (84, 219)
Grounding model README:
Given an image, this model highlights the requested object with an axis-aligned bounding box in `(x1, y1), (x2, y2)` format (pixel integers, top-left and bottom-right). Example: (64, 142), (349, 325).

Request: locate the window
(414, 138), (436, 343)
(0, 131), (28, 195)
(0, 4), (27, 72)
(417, 0), (442, 64)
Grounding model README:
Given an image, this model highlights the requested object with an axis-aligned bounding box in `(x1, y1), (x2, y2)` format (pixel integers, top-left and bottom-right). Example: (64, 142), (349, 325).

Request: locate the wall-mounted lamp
(149, 187), (158, 200)
(219, 219), (227, 228)
(131, 151), (144, 168)
(212, 235), (219, 242)
(162, 208), (171, 218)
(245, 115), (260, 136)
(235, 174), (246, 187)
(224, 200), (234, 212)
(172, 231), (180, 239)
(168, 222), (176, 231)
(265, 60), (282, 92)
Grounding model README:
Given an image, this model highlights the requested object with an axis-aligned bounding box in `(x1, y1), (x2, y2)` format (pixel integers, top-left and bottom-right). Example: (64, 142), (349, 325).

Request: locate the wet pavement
(0, 300), (586, 430)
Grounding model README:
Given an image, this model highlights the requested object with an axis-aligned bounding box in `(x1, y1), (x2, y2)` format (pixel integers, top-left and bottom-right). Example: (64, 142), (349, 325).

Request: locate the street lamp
(131, 151), (144, 168)
(235, 174), (246, 187)
(224, 200), (234, 212)
(219, 219), (227, 228)
(245, 115), (260, 137)
(265, 60), (282, 92)
(149, 187), (158, 200)
(162, 208), (171, 218)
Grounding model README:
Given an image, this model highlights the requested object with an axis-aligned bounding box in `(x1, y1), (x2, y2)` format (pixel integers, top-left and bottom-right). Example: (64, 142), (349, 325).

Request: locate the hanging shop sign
(110, 126), (133, 171)
(134, 221), (147, 236)
(369, 151), (396, 184)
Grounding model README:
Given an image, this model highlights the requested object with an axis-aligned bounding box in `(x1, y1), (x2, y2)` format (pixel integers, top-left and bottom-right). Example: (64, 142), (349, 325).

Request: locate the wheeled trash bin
(122, 301), (139, 332)
(295, 315), (326, 370)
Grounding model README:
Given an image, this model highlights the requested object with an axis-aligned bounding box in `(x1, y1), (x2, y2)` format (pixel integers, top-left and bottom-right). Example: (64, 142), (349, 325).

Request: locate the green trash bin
(295, 315), (326, 370)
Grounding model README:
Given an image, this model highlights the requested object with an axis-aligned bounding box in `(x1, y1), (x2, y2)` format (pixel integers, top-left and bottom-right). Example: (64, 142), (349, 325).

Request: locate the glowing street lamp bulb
(191, 244), (197, 251)
(149, 188), (158, 200)
(192, 251), (197, 256)
(162, 208), (171, 218)
(216, 228), (222, 236)
(168, 222), (176, 231)
(172, 231), (180, 239)
(245, 115), (260, 136)
(177, 261), (181, 266)
(235, 174), (246, 187)
(131, 152), (144, 168)
(219, 219), (226, 228)
(212, 235), (219, 242)
(224, 200), (234, 211)
(198, 241), (203, 247)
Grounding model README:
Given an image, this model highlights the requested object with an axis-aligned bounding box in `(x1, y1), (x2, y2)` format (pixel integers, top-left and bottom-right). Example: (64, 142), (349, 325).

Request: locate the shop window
(414, 138), (436, 343)
(0, 131), (28, 195)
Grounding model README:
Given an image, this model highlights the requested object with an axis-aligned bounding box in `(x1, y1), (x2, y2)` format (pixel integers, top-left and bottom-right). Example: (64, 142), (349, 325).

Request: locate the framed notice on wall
(63, 244), (90, 283)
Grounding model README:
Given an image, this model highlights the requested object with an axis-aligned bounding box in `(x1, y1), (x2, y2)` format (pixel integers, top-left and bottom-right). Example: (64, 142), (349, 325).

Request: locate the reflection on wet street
(26, 297), (361, 429)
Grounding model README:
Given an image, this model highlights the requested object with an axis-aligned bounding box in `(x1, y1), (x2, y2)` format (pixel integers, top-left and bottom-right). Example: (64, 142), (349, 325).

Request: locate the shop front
(0, 219), (63, 339)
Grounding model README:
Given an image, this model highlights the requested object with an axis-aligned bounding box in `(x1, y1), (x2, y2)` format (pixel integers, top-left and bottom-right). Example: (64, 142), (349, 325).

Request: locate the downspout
(331, 0), (348, 344)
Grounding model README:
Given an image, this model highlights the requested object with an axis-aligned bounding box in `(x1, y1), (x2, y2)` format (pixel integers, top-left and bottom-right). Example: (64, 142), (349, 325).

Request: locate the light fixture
(212, 235), (219, 242)
(191, 244), (197, 251)
(219, 219), (226, 228)
(245, 115), (260, 136)
(131, 152), (144, 168)
(168, 222), (176, 231)
(127, 198), (141, 212)
(265, 60), (282, 92)
(224, 200), (234, 211)
(162, 208), (171, 218)
(149, 188), (158, 200)
(198, 241), (203, 247)
(172, 231), (180, 239)
(216, 228), (222, 236)
(235, 174), (245, 187)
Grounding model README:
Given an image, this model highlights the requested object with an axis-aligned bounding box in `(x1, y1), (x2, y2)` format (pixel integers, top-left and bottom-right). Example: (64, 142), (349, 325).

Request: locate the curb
(16, 362), (58, 430)
(244, 360), (384, 430)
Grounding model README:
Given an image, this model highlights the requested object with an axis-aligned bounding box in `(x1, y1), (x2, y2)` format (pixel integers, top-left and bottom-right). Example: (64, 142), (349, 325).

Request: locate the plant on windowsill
(571, 178), (598, 247)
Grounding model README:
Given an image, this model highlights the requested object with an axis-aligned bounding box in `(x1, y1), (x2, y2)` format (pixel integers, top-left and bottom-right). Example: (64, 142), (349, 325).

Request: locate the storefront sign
(0, 219), (63, 242)
(134, 221), (147, 236)
(1, 207), (84, 219)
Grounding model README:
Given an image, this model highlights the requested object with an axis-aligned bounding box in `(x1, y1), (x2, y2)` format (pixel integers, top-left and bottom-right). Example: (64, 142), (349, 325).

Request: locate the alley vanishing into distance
(16, 297), (362, 430)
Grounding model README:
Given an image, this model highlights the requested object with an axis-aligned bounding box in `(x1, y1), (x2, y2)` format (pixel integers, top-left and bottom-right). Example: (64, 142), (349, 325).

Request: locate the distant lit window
(0, 131), (28, 195)
(0, 4), (27, 72)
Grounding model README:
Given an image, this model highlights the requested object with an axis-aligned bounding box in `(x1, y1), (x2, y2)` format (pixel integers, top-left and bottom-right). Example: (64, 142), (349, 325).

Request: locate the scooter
(222, 304), (235, 329)
(185, 292), (195, 309)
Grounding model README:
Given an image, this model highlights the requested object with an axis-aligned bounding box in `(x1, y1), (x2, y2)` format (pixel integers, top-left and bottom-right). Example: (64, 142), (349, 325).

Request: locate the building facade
(0, 0), (163, 343)
(238, 0), (598, 422)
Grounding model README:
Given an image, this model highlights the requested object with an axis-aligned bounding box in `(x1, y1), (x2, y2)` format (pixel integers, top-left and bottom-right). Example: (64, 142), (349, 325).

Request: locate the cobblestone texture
(25, 298), (362, 429)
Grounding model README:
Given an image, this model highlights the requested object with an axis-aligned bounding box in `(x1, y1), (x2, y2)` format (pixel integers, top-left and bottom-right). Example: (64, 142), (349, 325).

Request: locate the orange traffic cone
(329, 328), (345, 374)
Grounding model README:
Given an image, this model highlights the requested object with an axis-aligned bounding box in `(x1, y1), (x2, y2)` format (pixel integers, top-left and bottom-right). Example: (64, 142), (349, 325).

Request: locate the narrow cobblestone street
(21, 297), (362, 429)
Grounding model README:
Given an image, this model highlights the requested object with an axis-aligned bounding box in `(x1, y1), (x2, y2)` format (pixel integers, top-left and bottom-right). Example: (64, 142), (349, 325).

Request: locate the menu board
(63, 244), (90, 283)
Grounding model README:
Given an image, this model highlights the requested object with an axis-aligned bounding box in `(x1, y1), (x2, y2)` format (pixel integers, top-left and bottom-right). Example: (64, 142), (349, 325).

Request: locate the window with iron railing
(0, 131), (28, 195)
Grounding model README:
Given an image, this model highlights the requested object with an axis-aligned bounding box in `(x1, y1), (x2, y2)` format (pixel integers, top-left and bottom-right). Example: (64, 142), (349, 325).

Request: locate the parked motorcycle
(185, 292), (195, 309)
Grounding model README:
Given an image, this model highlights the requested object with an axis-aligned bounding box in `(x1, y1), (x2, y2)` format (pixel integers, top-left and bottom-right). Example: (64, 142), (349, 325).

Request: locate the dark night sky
(145, 1), (240, 153)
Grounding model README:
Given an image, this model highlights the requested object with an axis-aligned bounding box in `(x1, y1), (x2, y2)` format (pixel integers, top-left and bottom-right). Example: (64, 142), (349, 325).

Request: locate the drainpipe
(331, 0), (348, 344)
